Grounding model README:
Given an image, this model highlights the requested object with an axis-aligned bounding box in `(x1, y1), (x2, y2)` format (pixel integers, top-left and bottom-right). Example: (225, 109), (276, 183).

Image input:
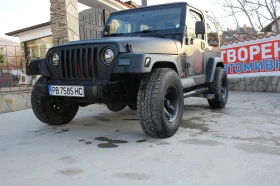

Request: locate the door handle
(201, 41), (206, 50)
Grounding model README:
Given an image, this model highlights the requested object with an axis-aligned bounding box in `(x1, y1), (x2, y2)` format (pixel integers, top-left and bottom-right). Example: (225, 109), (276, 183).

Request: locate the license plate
(48, 85), (84, 97)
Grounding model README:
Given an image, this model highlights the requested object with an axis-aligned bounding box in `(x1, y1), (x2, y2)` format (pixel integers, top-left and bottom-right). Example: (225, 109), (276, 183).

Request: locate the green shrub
(0, 47), (5, 64)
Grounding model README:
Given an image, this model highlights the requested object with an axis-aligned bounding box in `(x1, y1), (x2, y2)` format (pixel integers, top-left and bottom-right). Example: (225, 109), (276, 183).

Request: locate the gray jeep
(27, 2), (228, 138)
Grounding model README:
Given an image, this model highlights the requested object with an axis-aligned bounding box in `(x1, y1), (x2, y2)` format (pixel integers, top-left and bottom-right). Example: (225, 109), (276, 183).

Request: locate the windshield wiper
(105, 33), (124, 37)
(135, 29), (165, 38)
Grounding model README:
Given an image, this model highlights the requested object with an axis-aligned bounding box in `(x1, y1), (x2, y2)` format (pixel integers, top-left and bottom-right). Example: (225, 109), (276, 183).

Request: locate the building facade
(6, 0), (137, 61)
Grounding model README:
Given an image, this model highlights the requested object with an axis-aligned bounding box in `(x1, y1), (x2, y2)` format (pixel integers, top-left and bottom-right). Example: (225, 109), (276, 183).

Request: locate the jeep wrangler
(27, 2), (228, 138)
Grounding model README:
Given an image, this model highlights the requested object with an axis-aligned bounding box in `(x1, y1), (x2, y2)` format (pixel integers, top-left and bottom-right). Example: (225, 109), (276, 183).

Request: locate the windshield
(103, 6), (182, 37)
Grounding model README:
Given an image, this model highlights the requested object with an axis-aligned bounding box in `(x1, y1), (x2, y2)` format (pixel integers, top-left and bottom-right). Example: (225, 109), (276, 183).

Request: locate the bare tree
(252, 0), (280, 33)
(215, 0), (279, 34)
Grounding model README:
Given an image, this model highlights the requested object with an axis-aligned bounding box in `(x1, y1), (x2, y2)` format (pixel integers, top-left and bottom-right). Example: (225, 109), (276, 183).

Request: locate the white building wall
(18, 26), (51, 42)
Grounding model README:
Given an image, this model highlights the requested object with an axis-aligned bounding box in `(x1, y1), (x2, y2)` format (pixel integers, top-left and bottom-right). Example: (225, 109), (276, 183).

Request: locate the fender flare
(112, 53), (180, 74)
(206, 57), (224, 83)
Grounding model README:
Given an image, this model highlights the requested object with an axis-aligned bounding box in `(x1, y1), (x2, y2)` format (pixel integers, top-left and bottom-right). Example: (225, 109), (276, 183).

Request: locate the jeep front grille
(60, 47), (98, 79)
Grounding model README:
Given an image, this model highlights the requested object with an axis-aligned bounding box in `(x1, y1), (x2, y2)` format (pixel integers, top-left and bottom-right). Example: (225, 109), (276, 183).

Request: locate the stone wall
(50, 0), (79, 46)
(0, 91), (31, 113)
(228, 76), (280, 93)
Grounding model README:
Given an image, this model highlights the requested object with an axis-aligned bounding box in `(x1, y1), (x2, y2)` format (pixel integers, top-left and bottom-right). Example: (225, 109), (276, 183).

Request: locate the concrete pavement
(0, 91), (279, 186)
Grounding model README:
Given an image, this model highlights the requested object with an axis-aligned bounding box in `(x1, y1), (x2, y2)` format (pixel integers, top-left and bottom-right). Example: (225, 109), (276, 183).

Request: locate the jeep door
(185, 8), (206, 76)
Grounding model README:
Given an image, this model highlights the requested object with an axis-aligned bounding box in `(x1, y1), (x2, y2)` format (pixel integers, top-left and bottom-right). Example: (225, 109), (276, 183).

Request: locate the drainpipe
(142, 0), (147, 6)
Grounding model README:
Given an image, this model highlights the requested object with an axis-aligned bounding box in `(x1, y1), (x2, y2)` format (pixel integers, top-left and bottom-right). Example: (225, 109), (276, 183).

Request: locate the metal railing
(0, 45), (36, 93)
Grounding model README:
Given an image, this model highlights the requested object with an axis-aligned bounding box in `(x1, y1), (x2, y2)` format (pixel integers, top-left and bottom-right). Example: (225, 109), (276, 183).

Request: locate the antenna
(142, 0), (147, 6)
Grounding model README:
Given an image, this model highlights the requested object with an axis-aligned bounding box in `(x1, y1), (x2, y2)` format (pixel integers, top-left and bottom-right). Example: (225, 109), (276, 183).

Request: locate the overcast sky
(0, 0), (220, 42)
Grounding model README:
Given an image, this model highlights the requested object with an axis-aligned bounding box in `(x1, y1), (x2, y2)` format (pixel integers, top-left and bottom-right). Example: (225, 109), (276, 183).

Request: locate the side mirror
(195, 21), (205, 39)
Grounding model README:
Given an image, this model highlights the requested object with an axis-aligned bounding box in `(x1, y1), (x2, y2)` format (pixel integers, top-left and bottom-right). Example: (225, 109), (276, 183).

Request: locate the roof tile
(222, 32), (280, 45)
(114, 0), (135, 8)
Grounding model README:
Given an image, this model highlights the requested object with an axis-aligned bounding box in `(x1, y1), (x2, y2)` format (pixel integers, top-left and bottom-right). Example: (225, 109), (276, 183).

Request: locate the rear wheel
(31, 76), (79, 125)
(128, 104), (137, 110)
(137, 68), (183, 138)
(106, 104), (126, 112)
(208, 67), (229, 108)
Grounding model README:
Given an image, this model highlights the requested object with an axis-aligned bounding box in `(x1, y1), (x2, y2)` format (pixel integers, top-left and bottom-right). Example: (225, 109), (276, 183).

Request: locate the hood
(55, 37), (179, 55)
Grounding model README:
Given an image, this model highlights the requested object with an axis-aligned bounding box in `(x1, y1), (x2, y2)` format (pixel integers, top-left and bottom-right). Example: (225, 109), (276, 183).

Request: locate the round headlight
(101, 47), (114, 65)
(49, 52), (60, 67)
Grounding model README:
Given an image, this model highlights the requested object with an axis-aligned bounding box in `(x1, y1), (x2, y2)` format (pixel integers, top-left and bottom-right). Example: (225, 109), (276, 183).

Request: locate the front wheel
(137, 68), (184, 138)
(208, 67), (229, 108)
(31, 76), (79, 125)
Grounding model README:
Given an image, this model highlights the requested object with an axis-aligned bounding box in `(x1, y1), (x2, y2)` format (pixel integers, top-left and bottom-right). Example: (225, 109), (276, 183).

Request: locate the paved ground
(0, 91), (279, 186)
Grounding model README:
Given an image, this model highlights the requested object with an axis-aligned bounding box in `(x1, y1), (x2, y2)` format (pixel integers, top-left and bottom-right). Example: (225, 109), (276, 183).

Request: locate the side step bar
(183, 88), (215, 100)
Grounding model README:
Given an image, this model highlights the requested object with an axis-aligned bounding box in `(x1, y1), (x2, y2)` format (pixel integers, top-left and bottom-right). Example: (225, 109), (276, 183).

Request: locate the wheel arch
(152, 61), (179, 74)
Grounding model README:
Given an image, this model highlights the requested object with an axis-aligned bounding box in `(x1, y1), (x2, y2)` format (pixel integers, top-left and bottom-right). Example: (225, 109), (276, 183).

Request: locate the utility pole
(142, 0), (147, 6)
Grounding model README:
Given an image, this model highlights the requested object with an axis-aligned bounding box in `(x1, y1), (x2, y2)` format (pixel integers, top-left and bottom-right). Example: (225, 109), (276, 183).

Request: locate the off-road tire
(31, 76), (79, 125)
(128, 104), (137, 110)
(106, 104), (126, 112)
(137, 68), (183, 138)
(208, 67), (228, 108)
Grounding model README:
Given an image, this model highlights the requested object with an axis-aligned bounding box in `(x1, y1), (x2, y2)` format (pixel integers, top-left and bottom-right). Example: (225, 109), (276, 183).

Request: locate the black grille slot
(60, 47), (97, 79)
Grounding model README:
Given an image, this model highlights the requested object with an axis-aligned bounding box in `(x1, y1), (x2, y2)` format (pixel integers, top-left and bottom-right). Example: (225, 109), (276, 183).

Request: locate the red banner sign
(221, 37), (280, 76)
